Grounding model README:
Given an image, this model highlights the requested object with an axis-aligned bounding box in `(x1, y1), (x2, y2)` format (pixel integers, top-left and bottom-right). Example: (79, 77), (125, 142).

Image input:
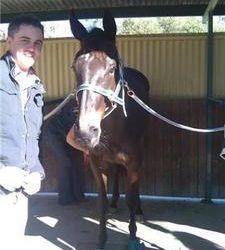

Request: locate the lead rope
(220, 125), (225, 160)
(43, 84), (225, 133)
(43, 91), (76, 121)
(125, 83), (225, 133)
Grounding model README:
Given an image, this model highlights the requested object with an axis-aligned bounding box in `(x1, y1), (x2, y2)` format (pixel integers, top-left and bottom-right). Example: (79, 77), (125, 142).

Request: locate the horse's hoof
(128, 238), (144, 250)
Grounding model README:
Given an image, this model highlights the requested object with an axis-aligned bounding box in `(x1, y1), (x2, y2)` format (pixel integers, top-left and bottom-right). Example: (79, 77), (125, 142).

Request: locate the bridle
(76, 56), (127, 118)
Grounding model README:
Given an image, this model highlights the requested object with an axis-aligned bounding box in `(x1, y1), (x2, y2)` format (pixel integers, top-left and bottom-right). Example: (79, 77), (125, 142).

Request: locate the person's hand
(22, 172), (41, 195)
(0, 167), (28, 192)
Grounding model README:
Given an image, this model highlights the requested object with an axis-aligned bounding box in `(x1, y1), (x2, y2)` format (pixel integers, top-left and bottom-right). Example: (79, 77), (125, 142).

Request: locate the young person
(0, 14), (45, 248)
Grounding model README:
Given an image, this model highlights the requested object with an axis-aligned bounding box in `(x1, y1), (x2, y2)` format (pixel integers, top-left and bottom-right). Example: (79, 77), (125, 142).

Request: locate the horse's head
(70, 10), (119, 149)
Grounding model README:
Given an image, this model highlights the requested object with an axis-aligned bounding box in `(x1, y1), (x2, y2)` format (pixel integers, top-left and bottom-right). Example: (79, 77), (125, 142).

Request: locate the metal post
(203, 11), (214, 203)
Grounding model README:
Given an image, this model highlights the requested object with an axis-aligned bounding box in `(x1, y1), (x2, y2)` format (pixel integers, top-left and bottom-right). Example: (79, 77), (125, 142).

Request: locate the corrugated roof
(1, 0), (225, 22)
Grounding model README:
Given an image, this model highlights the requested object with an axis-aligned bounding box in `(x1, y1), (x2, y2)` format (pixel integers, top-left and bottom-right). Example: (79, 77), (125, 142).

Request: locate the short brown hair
(8, 14), (44, 37)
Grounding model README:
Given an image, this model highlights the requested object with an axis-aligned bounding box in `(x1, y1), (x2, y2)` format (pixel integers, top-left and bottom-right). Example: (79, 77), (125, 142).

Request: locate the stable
(1, 0), (225, 201)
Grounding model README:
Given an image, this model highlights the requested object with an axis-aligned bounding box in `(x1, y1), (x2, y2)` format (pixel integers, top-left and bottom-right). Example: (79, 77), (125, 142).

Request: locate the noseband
(76, 57), (127, 118)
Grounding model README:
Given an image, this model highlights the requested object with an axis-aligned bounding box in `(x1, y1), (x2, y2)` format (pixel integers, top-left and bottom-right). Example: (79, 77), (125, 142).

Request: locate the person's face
(7, 24), (44, 72)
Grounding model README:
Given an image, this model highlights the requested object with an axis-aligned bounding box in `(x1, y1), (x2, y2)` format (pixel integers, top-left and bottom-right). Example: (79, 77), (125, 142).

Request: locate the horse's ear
(103, 10), (117, 40)
(69, 10), (87, 40)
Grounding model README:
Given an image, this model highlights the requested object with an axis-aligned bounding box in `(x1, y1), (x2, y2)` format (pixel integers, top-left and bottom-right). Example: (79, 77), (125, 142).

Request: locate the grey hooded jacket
(0, 52), (45, 179)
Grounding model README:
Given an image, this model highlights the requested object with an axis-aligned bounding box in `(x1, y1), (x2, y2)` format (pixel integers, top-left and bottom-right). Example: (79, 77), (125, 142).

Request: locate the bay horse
(69, 10), (150, 250)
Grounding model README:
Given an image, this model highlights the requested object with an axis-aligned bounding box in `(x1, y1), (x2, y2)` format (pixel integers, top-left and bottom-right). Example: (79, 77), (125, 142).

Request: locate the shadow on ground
(25, 195), (225, 250)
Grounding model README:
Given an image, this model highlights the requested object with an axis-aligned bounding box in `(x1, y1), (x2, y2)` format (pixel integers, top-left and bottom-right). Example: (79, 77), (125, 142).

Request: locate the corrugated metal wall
(40, 33), (224, 99)
(117, 35), (209, 98)
(2, 33), (224, 98)
(34, 39), (80, 99)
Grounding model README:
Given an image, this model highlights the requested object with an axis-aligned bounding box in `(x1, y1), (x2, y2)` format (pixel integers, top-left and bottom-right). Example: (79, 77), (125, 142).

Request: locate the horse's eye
(109, 66), (116, 74)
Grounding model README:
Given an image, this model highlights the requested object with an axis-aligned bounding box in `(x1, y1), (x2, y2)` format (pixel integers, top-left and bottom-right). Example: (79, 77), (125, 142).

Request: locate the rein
(44, 86), (225, 133)
(44, 57), (224, 134)
(43, 91), (76, 121)
(125, 84), (225, 133)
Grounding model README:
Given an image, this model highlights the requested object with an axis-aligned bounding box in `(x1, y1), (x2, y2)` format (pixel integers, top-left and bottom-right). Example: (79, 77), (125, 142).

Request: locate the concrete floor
(22, 194), (225, 250)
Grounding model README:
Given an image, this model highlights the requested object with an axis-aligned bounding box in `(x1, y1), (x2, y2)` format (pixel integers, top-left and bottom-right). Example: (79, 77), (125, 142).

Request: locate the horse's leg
(126, 169), (142, 250)
(110, 165), (143, 216)
(110, 164), (120, 210)
(90, 156), (108, 250)
(135, 191), (144, 224)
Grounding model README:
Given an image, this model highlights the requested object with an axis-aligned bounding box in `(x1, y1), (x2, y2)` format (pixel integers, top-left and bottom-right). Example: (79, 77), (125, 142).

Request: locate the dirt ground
(22, 194), (225, 250)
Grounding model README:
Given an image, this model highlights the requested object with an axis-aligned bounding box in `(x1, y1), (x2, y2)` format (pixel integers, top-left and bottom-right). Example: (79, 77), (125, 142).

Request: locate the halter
(76, 57), (127, 118)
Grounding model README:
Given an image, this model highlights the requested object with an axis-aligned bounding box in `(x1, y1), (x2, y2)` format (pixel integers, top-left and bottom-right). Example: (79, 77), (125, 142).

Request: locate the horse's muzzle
(75, 123), (100, 149)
